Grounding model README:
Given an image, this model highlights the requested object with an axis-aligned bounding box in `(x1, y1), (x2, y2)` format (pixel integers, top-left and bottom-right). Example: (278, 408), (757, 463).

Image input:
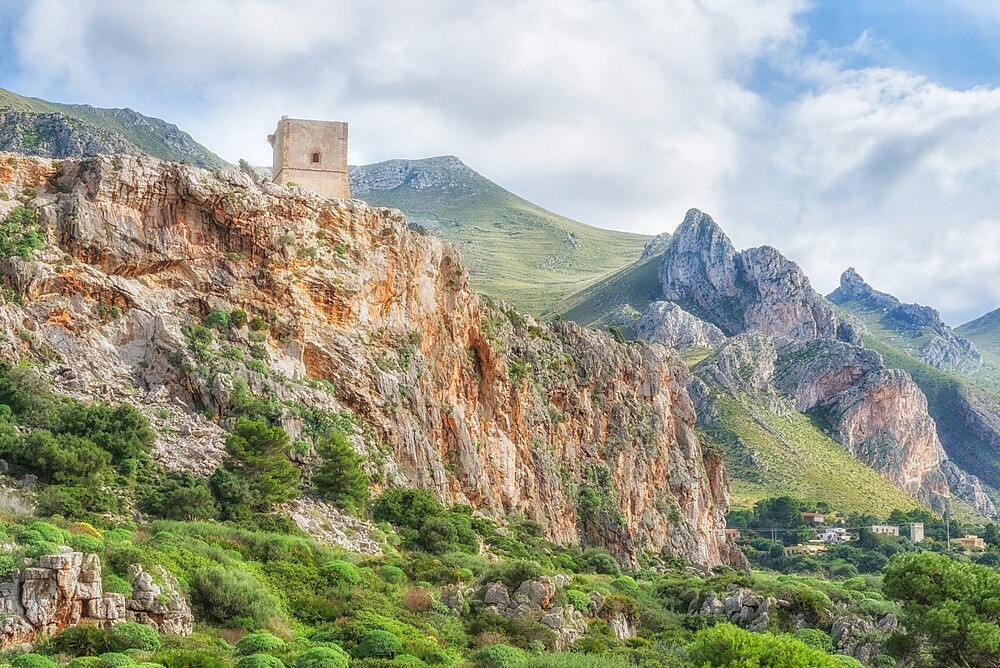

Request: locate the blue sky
(0, 1), (998, 324)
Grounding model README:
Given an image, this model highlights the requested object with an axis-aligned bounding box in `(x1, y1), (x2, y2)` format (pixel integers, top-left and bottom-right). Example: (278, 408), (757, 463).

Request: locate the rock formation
(0, 153), (744, 570)
(481, 574), (635, 648)
(0, 552), (192, 647)
(636, 301), (726, 350)
(659, 209), (839, 342)
(828, 268), (982, 374)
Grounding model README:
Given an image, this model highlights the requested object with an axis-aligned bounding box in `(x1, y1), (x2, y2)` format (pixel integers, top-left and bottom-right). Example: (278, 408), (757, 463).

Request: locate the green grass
(704, 394), (924, 515)
(353, 157), (650, 315)
(0, 87), (229, 169)
(549, 254), (663, 330)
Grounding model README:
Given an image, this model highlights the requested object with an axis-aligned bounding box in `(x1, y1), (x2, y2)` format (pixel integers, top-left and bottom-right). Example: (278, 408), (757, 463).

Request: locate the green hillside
(0, 87), (228, 169)
(699, 390), (924, 515)
(549, 254), (663, 331)
(958, 308), (1000, 392)
(349, 157), (650, 314)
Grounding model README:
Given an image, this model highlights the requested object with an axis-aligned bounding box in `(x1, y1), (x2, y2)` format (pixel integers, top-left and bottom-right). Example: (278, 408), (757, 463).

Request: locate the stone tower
(267, 116), (350, 199)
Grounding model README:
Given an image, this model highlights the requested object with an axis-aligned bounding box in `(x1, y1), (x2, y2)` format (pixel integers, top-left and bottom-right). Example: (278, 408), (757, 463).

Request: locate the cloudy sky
(0, 1), (997, 324)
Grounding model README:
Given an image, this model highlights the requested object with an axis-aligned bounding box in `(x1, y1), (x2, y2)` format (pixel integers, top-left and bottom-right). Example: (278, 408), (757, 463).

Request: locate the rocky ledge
(0, 552), (192, 647)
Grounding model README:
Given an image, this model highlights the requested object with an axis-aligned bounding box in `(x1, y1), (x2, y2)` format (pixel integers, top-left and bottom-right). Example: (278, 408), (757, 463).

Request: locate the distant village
(729, 509), (988, 555)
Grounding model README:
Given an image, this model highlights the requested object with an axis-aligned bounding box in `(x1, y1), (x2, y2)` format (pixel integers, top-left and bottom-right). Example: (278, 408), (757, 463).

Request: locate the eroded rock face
(828, 268), (982, 374)
(0, 552), (192, 647)
(0, 154), (743, 570)
(659, 209), (838, 342)
(636, 301), (726, 350)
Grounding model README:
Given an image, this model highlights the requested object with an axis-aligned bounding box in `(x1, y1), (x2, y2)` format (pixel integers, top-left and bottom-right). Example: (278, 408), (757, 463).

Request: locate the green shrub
(203, 310), (231, 329)
(295, 647), (349, 668)
(380, 565), (406, 584)
(70, 533), (105, 553)
(109, 621), (161, 651)
(235, 655), (285, 668)
(230, 309), (249, 329)
(0, 206), (45, 259)
(322, 560), (360, 586)
(793, 628), (835, 653)
(153, 649), (228, 668)
(12, 654), (58, 668)
(67, 658), (102, 668)
(53, 624), (113, 656)
(189, 566), (281, 629)
(356, 631), (403, 659)
(472, 644), (525, 668)
(236, 632), (286, 656)
(611, 575), (637, 594)
(565, 590), (590, 613)
(686, 623), (842, 667)
(97, 654), (136, 668)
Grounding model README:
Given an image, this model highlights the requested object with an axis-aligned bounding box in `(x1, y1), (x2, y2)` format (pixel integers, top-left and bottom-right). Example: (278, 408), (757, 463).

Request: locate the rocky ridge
(659, 209), (839, 342)
(0, 153), (743, 570)
(828, 268), (982, 374)
(642, 211), (995, 516)
(0, 552), (192, 646)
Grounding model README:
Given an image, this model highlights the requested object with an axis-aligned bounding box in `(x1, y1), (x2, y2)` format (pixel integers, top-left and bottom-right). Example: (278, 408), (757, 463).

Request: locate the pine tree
(312, 429), (367, 510)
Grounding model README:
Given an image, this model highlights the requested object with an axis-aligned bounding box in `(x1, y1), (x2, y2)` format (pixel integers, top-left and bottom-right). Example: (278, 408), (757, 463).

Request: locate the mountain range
(2, 86), (1000, 533)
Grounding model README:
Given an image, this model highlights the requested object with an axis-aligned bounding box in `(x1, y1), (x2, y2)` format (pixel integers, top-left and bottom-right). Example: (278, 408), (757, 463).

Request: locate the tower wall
(268, 117), (350, 199)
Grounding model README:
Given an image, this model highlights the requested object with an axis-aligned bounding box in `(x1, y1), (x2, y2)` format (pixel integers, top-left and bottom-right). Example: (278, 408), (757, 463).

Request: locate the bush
(67, 659), (102, 668)
(189, 566), (281, 629)
(203, 310), (231, 329)
(235, 655), (285, 668)
(236, 632), (286, 656)
(230, 309), (249, 329)
(793, 628), (835, 653)
(686, 623), (842, 667)
(381, 565), (406, 584)
(611, 576), (637, 594)
(52, 624), (113, 656)
(153, 649), (228, 668)
(322, 560), (360, 586)
(11, 654), (58, 668)
(108, 621), (160, 651)
(0, 206), (45, 259)
(473, 644), (525, 668)
(97, 654), (136, 668)
(295, 647), (349, 668)
(70, 533), (105, 553)
(356, 631), (403, 659)
(565, 590), (591, 613)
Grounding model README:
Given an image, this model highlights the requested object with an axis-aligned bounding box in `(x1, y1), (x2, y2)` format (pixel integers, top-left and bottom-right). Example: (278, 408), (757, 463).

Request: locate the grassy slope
(549, 254), (663, 327)
(958, 309), (1000, 393)
(0, 87), (229, 169)
(354, 159), (650, 315)
(704, 393), (923, 514)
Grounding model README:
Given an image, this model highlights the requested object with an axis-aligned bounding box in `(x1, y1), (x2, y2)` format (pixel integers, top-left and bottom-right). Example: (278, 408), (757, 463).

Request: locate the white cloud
(3, 0), (998, 323)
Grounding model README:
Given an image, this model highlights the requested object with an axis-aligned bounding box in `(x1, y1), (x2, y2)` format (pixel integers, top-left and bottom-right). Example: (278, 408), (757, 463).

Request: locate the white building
(819, 527), (852, 543)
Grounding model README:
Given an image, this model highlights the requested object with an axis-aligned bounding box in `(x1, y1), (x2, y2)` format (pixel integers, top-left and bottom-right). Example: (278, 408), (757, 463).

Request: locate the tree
(883, 551), (1000, 668)
(311, 429), (367, 510)
(981, 523), (999, 548)
(216, 419), (300, 512)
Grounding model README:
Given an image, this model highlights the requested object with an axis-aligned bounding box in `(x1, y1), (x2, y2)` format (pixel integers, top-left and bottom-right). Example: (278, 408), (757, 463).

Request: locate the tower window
(311, 152), (321, 164)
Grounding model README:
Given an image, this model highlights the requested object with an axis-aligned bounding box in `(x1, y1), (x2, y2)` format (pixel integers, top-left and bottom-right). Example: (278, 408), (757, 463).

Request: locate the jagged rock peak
(636, 301), (726, 350)
(828, 267), (900, 312)
(659, 208), (839, 342)
(828, 268), (982, 374)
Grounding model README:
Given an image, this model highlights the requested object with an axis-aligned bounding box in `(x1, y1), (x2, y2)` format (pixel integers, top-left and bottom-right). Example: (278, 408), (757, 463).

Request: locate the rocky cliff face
(0, 111), (133, 159)
(0, 552), (192, 646)
(828, 268), (982, 374)
(659, 209), (839, 342)
(635, 301), (726, 350)
(0, 153), (743, 570)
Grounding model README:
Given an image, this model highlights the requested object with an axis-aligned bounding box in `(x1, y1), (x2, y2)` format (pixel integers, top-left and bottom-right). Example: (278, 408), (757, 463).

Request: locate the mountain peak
(828, 267), (900, 312)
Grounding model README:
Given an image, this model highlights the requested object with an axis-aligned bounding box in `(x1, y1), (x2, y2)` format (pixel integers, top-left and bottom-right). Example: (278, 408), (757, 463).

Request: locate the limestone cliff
(659, 209), (839, 342)
(635, 301), (726, 350)
(0, 153), (743, 570)
(0, 552), (192, 646)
